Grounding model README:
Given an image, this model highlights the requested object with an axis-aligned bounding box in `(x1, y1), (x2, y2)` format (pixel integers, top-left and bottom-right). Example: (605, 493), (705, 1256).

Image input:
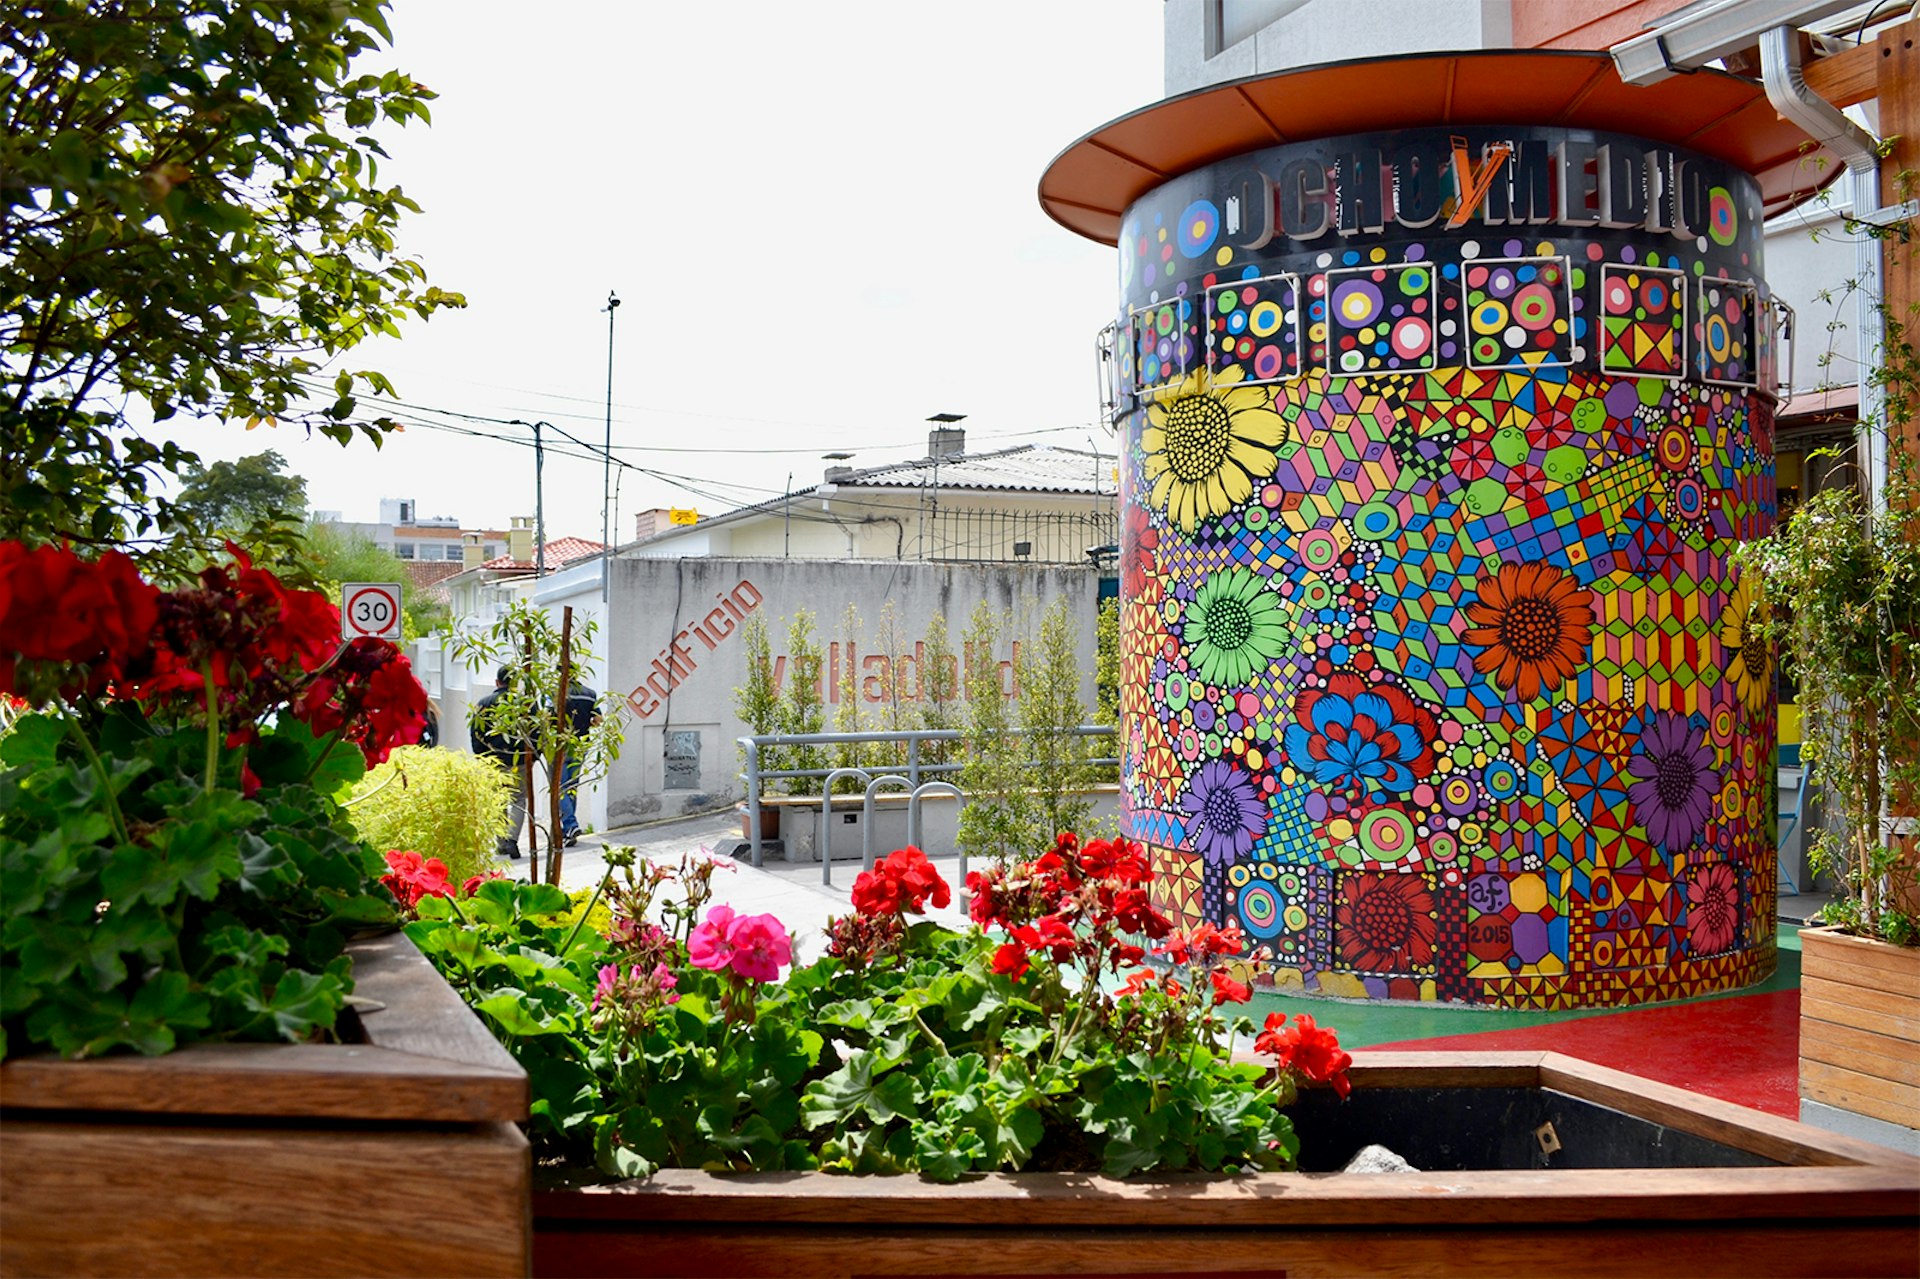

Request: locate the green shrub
(345, 746), (514, 885)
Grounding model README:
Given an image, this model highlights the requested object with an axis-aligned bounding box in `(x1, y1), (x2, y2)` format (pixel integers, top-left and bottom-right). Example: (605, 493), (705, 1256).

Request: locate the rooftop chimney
(507, 516), (534, 565)
(460, 532), (485, 569)
(824, 464), (855, 483)
(927, 411), (967, 458)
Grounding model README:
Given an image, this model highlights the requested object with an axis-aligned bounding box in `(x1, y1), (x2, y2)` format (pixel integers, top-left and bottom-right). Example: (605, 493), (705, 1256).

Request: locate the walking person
(471, 666), (529, 859)
(558, 680), (601, 847)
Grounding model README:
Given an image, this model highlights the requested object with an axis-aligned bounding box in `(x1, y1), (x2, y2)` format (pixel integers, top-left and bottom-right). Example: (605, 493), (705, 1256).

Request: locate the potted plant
(1743, 291), (1920, 1137)
(0, 543), (528, 1276)
(403, 830), (1919, 1278)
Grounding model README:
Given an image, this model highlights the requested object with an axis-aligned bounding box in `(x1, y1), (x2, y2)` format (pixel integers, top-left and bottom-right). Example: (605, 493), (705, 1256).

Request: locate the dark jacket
(470, 686), (520, 766)
(563, 685), (599, 737)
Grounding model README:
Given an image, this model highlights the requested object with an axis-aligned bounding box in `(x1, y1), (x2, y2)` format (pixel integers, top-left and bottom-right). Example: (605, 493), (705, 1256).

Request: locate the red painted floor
(1368, 989), (1803, 1117)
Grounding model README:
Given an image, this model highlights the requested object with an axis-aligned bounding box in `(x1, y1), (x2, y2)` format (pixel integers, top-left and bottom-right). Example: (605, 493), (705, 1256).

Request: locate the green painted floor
(1245, 924), (1804, 1050)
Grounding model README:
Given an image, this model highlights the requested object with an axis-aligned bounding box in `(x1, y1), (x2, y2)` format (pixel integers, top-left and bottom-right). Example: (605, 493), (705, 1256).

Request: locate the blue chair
(1777, 743), (1804, 896)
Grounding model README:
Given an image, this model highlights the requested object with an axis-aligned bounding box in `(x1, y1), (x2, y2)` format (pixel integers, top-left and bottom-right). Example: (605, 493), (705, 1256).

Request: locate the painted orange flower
(1462, 560), (1596, 703)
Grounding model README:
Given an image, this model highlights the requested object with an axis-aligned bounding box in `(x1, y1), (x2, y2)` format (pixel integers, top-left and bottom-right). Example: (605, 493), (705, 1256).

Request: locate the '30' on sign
(342, 582), (403, 641)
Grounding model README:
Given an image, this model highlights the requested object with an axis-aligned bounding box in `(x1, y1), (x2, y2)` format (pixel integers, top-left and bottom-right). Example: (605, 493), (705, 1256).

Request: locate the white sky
(174, 0), (1166, 541)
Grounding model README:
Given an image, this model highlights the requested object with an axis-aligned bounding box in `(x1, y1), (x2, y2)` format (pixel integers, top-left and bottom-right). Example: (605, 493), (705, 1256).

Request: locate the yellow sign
(669, 508), (699, 526)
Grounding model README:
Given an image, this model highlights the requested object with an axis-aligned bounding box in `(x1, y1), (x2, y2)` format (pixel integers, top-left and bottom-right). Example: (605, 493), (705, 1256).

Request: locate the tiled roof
(841, 445), (1114, 495)
(403, 560), (464, 605)
(478, 537), (606, 571)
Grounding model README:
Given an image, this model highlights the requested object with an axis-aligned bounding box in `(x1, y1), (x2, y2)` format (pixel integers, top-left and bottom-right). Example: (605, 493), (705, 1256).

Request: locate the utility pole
(601, 291), (620, 604)
(533, 420), (547, 579)
(783, 472), (793, 556)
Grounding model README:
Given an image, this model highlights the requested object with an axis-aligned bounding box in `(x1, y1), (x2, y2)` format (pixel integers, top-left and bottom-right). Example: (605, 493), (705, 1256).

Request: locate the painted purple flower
(1625, 710), (1720, 851)
(1180, 759), (1267, 865)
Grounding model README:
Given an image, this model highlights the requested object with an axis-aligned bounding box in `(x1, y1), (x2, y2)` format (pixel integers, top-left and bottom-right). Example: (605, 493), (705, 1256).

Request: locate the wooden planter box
(1799, 925), (1920, 1130)
(532, 1052), (1920, 1279)
(0, 932), (530, 1277)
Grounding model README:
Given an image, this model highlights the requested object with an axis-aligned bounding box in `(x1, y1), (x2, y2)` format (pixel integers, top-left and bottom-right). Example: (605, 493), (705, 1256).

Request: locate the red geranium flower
(1208, 968), (1252, 1005)
(380, 849), (454, 911)
(851, 846), (951, 917)
(1255, 1012), (1352, 1098)
(0, 543), (161, 697)
(990, 942), (1031, 981)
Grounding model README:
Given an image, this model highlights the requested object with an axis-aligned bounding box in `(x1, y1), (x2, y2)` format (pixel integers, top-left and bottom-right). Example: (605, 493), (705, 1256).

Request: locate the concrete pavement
(499, 809), (972, 963)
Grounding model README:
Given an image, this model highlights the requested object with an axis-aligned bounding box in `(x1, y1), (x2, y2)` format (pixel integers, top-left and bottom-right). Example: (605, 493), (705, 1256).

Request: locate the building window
(394, 543), (415, 560)
(444, 544), (464, 561)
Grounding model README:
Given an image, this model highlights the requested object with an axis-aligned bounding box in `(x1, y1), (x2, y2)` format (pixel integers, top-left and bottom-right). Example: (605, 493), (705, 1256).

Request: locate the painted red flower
(1336, 872), (1437, 972)
(1122, 503), (1161, 603)
(1686, 862), (1739, 955)
(1463, 560), (1595, 703)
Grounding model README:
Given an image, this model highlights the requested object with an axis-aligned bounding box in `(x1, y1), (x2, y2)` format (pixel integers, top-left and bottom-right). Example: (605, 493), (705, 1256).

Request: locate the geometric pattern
(1208, 272), (1302, 385)
(1696, 277), (1757, 388)
(1599, 264), (1686, 378)
(1114, 135), (1776, 1010)
(1131, 297), (1198, 393)
(1463, 257), (1574, 369)
(1321, 264), (1438, 375)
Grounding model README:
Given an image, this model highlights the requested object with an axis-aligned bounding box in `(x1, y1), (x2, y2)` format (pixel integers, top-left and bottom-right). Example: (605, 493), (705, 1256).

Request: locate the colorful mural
(1114, 128), (1779, 1008)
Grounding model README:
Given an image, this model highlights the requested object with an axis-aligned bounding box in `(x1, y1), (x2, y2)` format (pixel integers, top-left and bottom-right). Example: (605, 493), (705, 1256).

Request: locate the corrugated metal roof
(841, 445), (1116, 495)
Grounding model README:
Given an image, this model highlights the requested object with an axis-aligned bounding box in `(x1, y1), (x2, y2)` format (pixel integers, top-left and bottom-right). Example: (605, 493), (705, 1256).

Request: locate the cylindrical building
(1042, 52), (1836, 1009)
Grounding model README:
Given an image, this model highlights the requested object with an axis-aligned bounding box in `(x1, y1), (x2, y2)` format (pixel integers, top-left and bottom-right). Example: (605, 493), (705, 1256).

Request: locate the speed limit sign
(342, 582), (404, 641)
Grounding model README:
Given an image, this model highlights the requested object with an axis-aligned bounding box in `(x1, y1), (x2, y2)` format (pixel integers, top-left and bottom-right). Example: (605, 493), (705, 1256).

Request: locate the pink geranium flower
(687, 904), (740, 971)
(687, 904), (793, 983)
(724, 912), (792, 982)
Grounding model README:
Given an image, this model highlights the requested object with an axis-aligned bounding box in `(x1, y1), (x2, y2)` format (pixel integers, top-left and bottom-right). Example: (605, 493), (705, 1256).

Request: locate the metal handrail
(737, 725), (1116, 867)
(815, 768), (873, 886)
(861, 775), (915, 872)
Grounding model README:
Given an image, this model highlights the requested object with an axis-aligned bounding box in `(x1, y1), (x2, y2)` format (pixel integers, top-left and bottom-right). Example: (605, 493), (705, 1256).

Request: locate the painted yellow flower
(1720, 576), (1773, 714)
(1142, 366), (1286, 533)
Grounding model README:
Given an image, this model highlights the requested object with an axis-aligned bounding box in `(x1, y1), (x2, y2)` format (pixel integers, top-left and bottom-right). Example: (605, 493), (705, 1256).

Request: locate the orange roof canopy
(1038, 50), (1840, 245)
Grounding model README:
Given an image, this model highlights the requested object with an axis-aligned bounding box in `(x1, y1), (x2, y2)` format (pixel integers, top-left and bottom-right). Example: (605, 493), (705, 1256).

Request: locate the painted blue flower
(1281, 673), (1436, 795)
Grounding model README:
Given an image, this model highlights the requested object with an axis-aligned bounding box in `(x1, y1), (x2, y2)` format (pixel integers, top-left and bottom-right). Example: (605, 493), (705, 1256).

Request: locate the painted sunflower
(1462, 560), (1596, 703)
(1141, 366), (1286, 533)
(1184, 566), (1290, 687)
(1719, 576), (1773, 715)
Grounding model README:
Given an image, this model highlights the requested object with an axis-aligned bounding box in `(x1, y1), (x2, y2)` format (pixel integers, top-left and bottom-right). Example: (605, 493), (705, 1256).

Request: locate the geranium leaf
(800, 1049), (920, 1128)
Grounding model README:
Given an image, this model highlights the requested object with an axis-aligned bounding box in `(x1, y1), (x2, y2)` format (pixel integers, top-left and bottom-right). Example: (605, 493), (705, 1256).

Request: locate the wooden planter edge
(0, 929), (527, 1125)
(533, 1052), (1920, 1230)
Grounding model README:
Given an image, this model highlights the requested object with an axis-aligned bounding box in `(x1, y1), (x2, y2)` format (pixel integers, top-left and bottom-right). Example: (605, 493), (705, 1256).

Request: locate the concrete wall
(1163, 0), (1513, 97)
(1763, 197), (1863, 398)
(589, 557), (1102, 830)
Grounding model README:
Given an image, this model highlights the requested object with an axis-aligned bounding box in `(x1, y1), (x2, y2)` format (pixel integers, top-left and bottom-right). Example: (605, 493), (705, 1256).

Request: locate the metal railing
(737, 726), (1116, 873)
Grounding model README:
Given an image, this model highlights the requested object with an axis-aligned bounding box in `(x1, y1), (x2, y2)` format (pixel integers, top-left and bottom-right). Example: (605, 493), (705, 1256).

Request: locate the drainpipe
(1759, 24), (1885, 510)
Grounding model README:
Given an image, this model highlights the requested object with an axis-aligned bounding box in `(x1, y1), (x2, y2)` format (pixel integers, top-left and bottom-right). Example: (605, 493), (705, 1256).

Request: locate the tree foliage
(453, 601), (627, 886)
(0, 0), (463, 568)
(302, 522), (447, 639)
(1017, 598), (1093, 840)
(956, 601), (1034, 864)
(171, 449), (308, 564)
